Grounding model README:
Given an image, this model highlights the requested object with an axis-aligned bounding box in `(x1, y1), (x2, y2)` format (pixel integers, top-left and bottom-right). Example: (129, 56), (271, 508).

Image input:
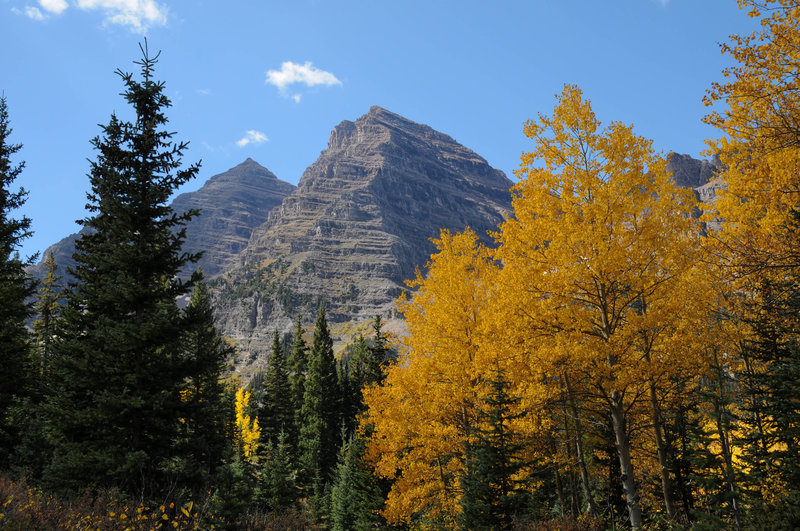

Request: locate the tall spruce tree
(288, 314), (308, 409)
(177, 278), (232, 493)
(298, 305), (340, 488)
(0, 95), (35, 470)
(33, 252), (62, 375)
(260, 329), (294, 447)
(330, 435), (384, 531)
(44, 44), (202, 497)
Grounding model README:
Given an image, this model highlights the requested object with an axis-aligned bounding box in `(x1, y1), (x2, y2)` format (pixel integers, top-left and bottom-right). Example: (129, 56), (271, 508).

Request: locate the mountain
(28, 159), (295, 283)
(666, 152), (722, 189)
(666, 151), (725, 230)
(170, 158), (296, 278)
(211, 106), (514, 365)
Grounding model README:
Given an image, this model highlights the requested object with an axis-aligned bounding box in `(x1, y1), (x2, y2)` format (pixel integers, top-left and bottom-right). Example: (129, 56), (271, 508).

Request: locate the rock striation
(211, 106), (513, 364)
(28, 158), (294, 283)
(170, 158), (296, 278)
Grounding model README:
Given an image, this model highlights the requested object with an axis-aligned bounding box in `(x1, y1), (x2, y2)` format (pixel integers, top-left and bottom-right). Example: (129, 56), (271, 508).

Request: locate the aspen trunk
(563, 372), (599, 515)
(713, 352), (742, 531)
(561, 404), (579, 515)
(609, 395), (643, 529)
(648, 380), (676, 519)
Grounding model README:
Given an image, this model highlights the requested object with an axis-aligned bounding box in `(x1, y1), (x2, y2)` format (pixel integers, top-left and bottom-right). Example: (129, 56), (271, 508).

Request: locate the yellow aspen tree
(493, 85), (706, 528)
(362, 229), (536, 527)
(704, 0), (800, 272)
(235, 386), (261, 461)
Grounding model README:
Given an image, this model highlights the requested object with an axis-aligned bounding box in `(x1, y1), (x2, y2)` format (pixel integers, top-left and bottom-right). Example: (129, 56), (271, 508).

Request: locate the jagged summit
(214, 107), (514, 364)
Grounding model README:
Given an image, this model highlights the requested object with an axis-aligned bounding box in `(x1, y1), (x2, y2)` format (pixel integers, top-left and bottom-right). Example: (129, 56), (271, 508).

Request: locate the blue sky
(2, 0), (757, 260)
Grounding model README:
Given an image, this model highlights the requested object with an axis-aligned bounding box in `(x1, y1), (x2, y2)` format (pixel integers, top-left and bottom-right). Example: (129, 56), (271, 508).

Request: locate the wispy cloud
(76, 0), (167, 32)
(266, 61), (341, 102)
(13, 0), (167, 30)
(236, 130), (269, 148)
(14, 6), (45, 20)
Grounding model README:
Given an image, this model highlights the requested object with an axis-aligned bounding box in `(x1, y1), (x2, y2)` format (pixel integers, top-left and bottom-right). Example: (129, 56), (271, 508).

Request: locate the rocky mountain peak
(29, 159), (295, 283)
(215, 106), (514, 366)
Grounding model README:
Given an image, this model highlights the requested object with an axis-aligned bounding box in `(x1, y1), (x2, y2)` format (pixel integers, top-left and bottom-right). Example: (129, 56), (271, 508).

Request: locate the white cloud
(236, 130), (269, 148)
(76, 0), (168, 32)
(40, 0), (68, 14)
(266, 61), (341, 95)
(20, 6), (46, 19)
(292, 94), (301, 103)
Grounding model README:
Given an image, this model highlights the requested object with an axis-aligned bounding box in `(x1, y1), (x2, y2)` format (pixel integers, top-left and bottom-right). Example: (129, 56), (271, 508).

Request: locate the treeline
(0, 44), (393, 529)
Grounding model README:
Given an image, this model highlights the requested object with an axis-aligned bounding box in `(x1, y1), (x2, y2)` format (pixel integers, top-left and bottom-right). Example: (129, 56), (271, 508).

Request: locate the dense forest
(2, 1), (800, 529)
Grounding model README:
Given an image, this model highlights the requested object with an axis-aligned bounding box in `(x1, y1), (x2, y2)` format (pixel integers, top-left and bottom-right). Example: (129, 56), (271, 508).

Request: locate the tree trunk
(563, 372), (600, 515)
(648, 379), (676, 519)
(561, 404), (579, 515)
(609, 394), (643, 529)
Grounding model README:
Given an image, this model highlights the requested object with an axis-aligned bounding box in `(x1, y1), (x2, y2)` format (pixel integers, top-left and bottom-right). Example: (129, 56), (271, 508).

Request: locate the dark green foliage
(330, 435), (384, 531)
(348, 333), (381, 407)
(43, 44), (202, 498)
(288, 315), (308, 419)
(209, 456), (256, 530)
(32, 252), (62, 376)
(0, 95), (35, 471)
(260, 329), (294, 447)
(684, 353), (742, 529)
(459, 368), (532, 530)
(299, 306), (340, 488)
(257, 431), (296, 511)
(737, 277), (800, 502)
(174, 279), (233, 493)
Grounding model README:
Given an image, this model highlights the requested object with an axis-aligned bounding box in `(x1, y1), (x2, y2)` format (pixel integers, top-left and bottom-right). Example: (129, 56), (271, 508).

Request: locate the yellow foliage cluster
(705, 0), (800, 276)
(363, 85), (718, 526)
(234, 386), (261, 461)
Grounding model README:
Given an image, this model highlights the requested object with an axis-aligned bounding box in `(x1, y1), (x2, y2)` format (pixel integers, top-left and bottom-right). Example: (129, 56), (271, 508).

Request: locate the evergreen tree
(11, 255), (62, 480)
(258, 430), (297, 511)
(288, 314), (308, 410)
(260, 329), (294, 447)
(459, 368), (532, 530)
(176, 278), (232, 493)
(330, 435), (384, 531)
(349, 333), (380, 407)
(0, 95), (35, 470)
(336, 354), (358, 438)
(738, 275), (800, 520)
(44, 44), (202, 497)
(298, 305), (340, 488)
(32, 252), (62, 375)
(369, 314), (390, 382)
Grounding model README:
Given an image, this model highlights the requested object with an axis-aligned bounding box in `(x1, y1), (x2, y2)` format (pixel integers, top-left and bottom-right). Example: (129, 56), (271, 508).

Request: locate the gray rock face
(212, 106), (513, 364)
(170, 158), (296, 278)
(28, 158), (294, 283)
(666, 152), (726, 231)
(667, 151), (722, 189)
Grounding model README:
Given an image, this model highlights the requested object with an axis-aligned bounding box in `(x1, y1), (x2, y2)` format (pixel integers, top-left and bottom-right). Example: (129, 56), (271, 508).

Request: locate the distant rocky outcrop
(28, 159), (294, 283)
(212, 106), (513, 366)
(667, 151), (726, 230)
(666, 152), (722, 189)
